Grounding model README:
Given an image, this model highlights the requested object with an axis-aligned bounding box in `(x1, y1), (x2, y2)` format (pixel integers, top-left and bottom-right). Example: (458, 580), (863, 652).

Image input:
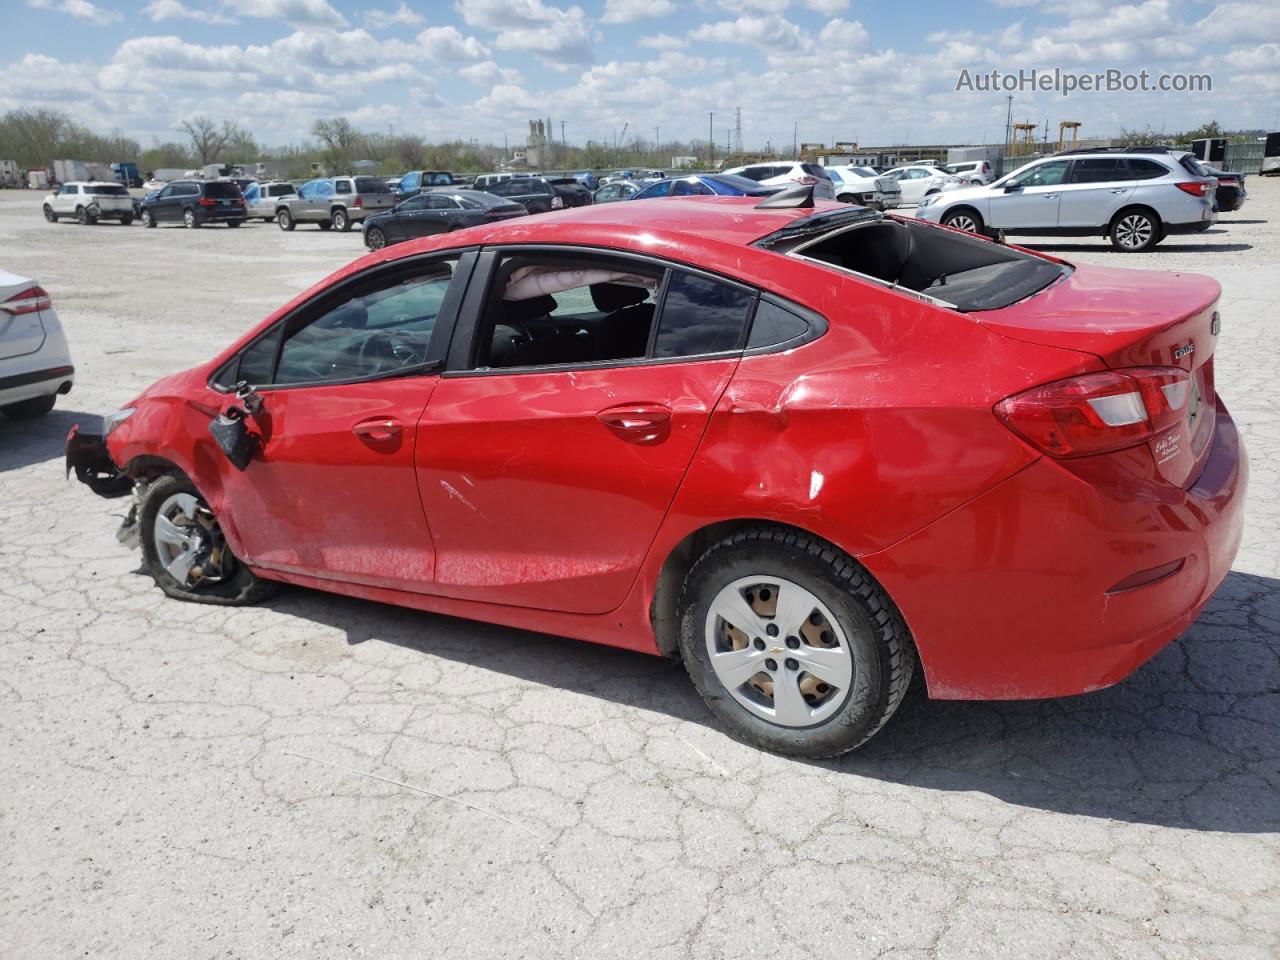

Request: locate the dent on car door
(207, 252), (476, 591)
(415, 248), (756, 615)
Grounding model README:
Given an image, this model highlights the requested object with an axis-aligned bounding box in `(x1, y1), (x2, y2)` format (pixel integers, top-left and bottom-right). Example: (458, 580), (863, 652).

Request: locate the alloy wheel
(152, 492), (231, 588)
(366, 227), (386, 250)
(704, 575), (854, 728)
(947, 214), (979, 233)
(1115, 214), (1153, 249)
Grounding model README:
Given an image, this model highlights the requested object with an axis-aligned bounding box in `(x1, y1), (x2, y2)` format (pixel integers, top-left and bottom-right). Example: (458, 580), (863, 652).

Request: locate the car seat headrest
(590, 282), (648, 312)
(501, 293), (557, 324)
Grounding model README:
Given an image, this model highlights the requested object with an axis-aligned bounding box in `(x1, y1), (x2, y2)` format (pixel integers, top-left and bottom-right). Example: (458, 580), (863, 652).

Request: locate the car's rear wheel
(331, 209), (350, 231)
(226, 219), (241, 228)
(141, 209), (155, 228)
(276, 209), (295, 231)
(0, 394), (56, 419)
(76, 206), (88, 225)
(942, 207), (983, 234)
(1110, 209), (1160, 251)
(365, 226), (387, 250)
(183, 208), (198, 229)
(677, 526), (915, 758)
(318, 219), (333, 231)
(139, 474), (279, 606)
(121, 214), (134, 226)
(43, 204), (57, 222)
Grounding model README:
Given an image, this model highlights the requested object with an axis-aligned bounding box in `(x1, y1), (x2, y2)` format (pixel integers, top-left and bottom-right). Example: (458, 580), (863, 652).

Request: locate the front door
(987, 159), (1071, 230)
(212, 253), (471, 592)
(416, 249), (756, 615)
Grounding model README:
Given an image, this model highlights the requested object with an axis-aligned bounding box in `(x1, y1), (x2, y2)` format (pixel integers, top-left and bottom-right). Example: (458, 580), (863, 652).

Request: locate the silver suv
(274, 175), (395, 232)
(913, 148), (1217, 251)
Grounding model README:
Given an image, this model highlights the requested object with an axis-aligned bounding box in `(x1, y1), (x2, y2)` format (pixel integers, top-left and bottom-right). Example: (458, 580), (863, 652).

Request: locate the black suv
(140, 180), (247, 228)
(480, 177), (562, 214)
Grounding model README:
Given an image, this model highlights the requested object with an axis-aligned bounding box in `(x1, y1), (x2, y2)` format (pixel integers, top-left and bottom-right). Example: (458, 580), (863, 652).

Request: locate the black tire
(43, 204), (57, 222)
(139, 474), (279, 606)
(837, 193), (856, 204)
(85, 203), (100, 224)
(141, 209), (156, 228)
(331, 209), (350, 231)
(1109, 208), (1160, 251)
(0, 393), (56, 419)
(76, 206), (88, 225)
(941, 207), (984, 234)
(318, 219), (332, 231)
(276, 209), (295, 231)
(184, 208), (198, 229)
(676, 526), (916, 758)
(365, 226), (386, 250)
(121, 214), (134, 226)
(226, 219), (241, 228)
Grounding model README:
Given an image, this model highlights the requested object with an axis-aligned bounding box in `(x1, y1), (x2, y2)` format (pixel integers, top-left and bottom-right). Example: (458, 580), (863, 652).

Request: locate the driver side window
(1010, 160), (1069, 188)
(262, 258), (459, 386)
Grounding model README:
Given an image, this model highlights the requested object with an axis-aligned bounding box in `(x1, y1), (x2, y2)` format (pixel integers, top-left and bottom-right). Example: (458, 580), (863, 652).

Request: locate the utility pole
(792, 121), (797, 158)
(654, 126), (659, 164)
(560, 120), (566, 163)
(708, 111), (714, 168)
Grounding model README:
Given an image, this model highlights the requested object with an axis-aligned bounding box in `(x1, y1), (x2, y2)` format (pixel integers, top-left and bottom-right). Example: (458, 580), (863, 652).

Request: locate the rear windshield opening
(89, 184), (128, 196)
(796, 218), (1069, 312)
(204, 181), (242, 198)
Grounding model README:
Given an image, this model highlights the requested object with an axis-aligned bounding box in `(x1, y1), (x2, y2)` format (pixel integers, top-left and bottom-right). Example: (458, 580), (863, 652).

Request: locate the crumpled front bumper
(65, 424), (131, 498)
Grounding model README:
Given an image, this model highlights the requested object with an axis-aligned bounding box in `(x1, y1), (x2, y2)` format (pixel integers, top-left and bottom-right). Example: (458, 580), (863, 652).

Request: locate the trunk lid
(978, 262), (1220, 488)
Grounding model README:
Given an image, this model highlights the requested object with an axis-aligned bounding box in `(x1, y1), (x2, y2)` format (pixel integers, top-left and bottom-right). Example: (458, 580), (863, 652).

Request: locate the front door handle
(597, 403), (672, 444)
(352, 418), (402, 442)
(1109, 188), (1127, 194)
(1042, 193), (1058, 199)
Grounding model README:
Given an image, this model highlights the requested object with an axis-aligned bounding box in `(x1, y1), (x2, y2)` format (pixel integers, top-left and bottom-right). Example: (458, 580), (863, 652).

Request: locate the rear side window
(802, 164), (829, 179)
(653, 272), (753, 358)
(1126, 158), (1170, 179)
(1178, 154), (1210, 177)
(747, 300), (809, 349)
(334, 180), (352, 194)
(1069, 158), (1122, 183)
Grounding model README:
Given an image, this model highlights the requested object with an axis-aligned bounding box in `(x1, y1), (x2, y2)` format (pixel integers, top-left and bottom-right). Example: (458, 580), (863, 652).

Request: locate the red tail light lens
(353, 196), (363, 208)
(198, 196), (216, 206)
(995, 367), (1191, 458)
(2, 285), (52, 316)
(1175, 180), (1214, 197)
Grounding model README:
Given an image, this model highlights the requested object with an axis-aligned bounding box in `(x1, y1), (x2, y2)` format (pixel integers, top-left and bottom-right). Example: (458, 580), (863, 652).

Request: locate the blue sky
(6, 0), (1279, 151)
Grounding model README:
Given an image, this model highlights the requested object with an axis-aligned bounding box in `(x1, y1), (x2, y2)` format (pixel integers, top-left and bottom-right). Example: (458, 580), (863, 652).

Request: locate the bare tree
(180, 116), (234, 164)
(312, 117), (363, 161)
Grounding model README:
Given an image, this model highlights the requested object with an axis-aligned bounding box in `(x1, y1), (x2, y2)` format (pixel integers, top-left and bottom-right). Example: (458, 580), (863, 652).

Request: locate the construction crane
(1011, 122), (1037, 156)
(1057, 121), (1081, 152)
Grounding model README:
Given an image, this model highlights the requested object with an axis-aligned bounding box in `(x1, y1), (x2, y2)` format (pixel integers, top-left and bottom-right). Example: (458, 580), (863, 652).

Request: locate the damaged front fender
(65, 424), (133, 498)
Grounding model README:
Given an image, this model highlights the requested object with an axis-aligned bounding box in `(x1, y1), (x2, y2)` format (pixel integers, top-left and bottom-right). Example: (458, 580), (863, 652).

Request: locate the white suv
(722, 162), (836, 200)
(0, 269), (74, 418)
(943, 160), (995, 185)
(42, 181), (135, 225)
(913, 148), (1218, 251)
(881, 165), (961, 205)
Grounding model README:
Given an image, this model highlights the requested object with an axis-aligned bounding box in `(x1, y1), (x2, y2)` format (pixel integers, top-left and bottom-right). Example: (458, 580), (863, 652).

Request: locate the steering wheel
(357, 331), (418, 372)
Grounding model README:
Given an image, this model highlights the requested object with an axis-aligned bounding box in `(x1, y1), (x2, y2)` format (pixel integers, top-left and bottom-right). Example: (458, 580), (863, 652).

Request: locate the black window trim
(210, 248), (479, 393)
(441, 243), (826, 378)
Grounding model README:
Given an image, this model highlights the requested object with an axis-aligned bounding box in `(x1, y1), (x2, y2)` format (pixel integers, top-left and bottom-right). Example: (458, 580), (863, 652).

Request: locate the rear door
(210, 252), (474, 591)
(1057, 157), (1133, 228)
(416, 247), (755, 614)
(987, 159), (1070, 229)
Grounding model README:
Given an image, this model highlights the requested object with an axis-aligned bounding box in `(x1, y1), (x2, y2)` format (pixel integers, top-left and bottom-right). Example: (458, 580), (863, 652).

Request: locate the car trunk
(0, 270), (47, 361)
(977, 263), (1220, 488)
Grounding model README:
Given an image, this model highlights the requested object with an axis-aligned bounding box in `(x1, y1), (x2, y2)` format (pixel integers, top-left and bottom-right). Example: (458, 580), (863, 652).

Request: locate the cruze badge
(1173, 343), (1194, 360)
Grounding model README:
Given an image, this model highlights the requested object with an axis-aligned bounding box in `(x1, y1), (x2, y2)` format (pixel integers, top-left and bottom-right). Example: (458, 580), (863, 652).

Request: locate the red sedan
(67, 193), (1246, 757)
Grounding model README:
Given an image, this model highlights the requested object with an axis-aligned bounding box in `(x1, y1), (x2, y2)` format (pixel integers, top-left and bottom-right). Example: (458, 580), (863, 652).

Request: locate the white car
(0, 269), (74, 419)
(944, 160), (995, 185)
(827, 165), (903, 209)
(42, 181), (135, 225)
(722, 161), (836, 200)
(881, 165), (962, 205)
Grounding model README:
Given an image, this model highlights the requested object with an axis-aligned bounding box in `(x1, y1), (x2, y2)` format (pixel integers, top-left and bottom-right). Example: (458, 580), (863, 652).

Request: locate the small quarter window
(747, 301), (809, 349)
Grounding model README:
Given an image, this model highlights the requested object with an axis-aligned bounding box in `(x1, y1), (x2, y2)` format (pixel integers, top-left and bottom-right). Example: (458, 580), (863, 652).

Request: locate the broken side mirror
(209, 381), (263, 471)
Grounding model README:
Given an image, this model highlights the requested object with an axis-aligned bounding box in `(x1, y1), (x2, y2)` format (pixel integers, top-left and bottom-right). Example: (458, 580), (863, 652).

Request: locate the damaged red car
(67, 189), (1246, 757)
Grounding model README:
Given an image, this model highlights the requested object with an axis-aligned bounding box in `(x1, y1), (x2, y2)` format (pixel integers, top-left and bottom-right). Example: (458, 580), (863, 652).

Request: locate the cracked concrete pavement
(1, 185), (1277, 958)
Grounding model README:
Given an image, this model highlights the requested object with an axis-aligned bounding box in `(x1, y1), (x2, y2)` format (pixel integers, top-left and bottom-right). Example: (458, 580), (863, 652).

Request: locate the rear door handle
(1109, 188), (1127, 194)
(597, 403), (672, 444)
(352, 418), (402, 442)
(1043, 194), (1058, 199)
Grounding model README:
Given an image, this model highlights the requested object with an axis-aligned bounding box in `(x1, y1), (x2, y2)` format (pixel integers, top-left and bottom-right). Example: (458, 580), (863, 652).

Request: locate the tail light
(1, 285), (52, 316)
(198, 196), (216, 206)
(792, 176), (818, 185)
(1175, 180), (1214, 197)
(353, 196), (363, 208)
(995, 367), (1191, 458)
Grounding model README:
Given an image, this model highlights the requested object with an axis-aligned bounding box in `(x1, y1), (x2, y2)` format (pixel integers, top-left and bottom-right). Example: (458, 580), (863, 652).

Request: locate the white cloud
(804, 0), (849, 14)
(1193, 2), (1280, 43)
(692, 15), (810, 54)
(226, 0), (347, 28)
(142, 0), (236, 24)
(362, 2), (423, 29)
(459, 60), (522, 85)
(416, 26), (490, 61)
(26, 0), (121, 24)
(602, 0), (674, 22)
(820, 18), (869, 50)
(456, 0), (595, 65)
(637, 33), (688, 51)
